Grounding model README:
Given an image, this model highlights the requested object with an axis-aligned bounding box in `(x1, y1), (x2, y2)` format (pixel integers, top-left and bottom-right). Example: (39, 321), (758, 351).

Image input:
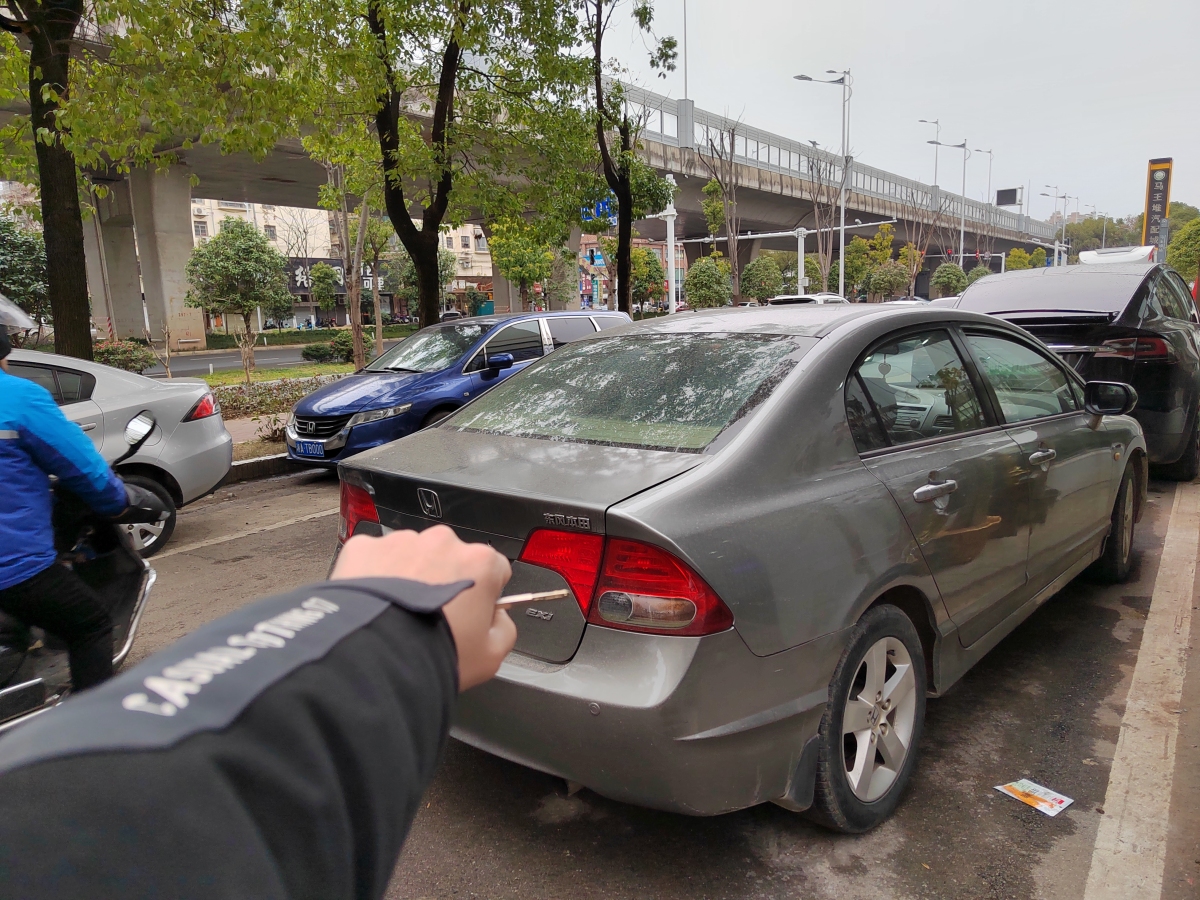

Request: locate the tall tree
(184, 218), (290, 385)
(798, 146), (845, 292)
(490, 218), (553, 310)
(740, 255), (783, 302)
(353, 208), (395, 356)
(582, 0), (675, 314)
(697, 123), (742, 295)
(0, 2), (92, 358)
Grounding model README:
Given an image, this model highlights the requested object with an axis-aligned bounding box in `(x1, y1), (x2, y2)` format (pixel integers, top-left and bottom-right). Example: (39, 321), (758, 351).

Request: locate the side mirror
(124, 411), (156, 446)
(486, 352), (515, 372)
(1084, 381), (1138, 416)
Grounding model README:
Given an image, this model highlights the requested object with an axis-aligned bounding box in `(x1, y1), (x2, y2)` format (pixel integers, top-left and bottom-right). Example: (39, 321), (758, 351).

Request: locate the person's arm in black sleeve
(0, 526), (516, 900)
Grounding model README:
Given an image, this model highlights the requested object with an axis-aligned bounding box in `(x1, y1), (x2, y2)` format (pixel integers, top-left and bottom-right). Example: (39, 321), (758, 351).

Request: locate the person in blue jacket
(0, 329), (129, 690)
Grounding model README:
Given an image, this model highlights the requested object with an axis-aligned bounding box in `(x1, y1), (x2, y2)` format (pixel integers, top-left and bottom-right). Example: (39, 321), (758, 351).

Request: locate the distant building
(578, 233), (685, 310)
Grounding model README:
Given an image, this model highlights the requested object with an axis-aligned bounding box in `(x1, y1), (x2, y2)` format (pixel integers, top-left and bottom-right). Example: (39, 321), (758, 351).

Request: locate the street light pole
(919, 119), (940, 186)
(930, 139), (970, 267)
(682, 0), (688, 100)
(795, 69), (851, 297)
(664, 175), (678, 313)
(838, 71), (851, 299)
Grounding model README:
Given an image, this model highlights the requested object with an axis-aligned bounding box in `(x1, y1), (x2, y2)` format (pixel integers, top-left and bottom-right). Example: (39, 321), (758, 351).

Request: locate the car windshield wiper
(384, 366), (422, 373)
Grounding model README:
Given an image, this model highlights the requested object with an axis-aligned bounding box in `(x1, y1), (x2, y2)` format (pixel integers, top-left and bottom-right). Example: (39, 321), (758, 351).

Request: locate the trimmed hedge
(201, 325), (415, 350)
(300, 342), (337, 362)
(213, 374), (345, 419)
(94, 340), (159, 374)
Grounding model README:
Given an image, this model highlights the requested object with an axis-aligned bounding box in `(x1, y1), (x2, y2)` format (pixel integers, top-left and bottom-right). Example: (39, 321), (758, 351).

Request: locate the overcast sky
(609, 0), (1200, 226)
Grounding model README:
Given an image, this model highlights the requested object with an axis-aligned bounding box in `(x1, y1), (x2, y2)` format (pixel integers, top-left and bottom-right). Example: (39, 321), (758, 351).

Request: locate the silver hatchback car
(336, 305), (1146, 832)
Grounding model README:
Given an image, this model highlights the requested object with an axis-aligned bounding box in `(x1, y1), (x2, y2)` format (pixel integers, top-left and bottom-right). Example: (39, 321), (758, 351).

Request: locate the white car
(768, 293), (849, 305)
(8, 349), (233, 555)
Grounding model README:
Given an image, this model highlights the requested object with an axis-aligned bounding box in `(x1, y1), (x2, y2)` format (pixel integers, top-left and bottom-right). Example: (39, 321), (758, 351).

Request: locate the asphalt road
(139, 472), (1200, 900)
(145, 340), (403, 377)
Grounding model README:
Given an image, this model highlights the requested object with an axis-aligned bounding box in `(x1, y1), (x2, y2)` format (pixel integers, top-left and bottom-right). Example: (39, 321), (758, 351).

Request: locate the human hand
(332, 525), (516, 691)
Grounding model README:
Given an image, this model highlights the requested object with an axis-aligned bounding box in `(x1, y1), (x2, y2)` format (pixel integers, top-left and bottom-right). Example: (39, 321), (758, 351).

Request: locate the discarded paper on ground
(994, 779), (1074, 817)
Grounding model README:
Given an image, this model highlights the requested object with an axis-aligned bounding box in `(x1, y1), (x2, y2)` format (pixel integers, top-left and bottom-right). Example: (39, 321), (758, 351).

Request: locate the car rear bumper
(452, 624), (849, 815)
(1133, 407), (1189, 464)
(165, 416), (233, 503)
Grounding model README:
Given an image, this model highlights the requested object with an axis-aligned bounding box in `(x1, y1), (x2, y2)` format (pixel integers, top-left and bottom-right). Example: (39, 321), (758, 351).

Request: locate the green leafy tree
(0, 218), (48, 343)
(864, 260), (909, 300)
(629, 246), (665, 310)
(185, 218), (290, 384)
(842, 235), (872, 296)
(898, 243), (924, 296)
(1029, 248), (1047, 268)
(740, 255), (784, 302)
(867, 223), (896, 269)
(1167, 218), (1200, 283)
(1006, 248), (1032, 271)
(931, 262), (968, 298)
(683, 256), (732, 309)
(489, 219), (554, 311)
(967, 264), (992, 284)
(309, 263), (340, 314)
(701, 178), (725, 251)
(351, 209), (395, 356)
(1064, 216), (1140, 255)
(804, 254), (823, 293)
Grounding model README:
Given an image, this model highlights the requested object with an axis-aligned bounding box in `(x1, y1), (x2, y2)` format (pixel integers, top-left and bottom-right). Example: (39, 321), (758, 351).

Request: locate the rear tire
(1161, 411), (1200, 482)
(1090, 463), (1137, 584)
(806, 605), (927, 833)
(121, 475), (176, 558)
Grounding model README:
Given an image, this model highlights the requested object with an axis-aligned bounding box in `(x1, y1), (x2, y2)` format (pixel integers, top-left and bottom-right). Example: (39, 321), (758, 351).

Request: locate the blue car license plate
(296, 440), (324, 458)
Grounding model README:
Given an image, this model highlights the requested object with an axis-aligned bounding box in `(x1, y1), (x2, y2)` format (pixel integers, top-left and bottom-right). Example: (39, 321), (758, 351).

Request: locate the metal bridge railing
(619, 83), (1056, 242)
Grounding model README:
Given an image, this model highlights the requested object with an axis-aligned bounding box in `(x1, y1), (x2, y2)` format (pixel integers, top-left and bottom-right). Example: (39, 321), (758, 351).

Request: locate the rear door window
(8, 363), (62, 403)
(964, 333), (1079, 423)
(54, 367), (94, 403)
(546, 316), (597, 349)
(845, 330), (986, 452)
(484, 320), (545, 363)
(1164, 272), (1199, 323)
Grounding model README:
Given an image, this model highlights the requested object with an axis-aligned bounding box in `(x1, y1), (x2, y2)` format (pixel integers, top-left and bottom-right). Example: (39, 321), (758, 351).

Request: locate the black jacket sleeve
(0, 577), (469, 900)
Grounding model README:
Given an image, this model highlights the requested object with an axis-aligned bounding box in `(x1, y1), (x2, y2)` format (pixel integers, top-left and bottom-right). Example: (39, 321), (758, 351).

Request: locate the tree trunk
(26, 2), (92, 360)
(413, 230), (443, 327)
(613, 177), (633, 314)
(238, 312), (256, 385)
(371, 255), (384, 357)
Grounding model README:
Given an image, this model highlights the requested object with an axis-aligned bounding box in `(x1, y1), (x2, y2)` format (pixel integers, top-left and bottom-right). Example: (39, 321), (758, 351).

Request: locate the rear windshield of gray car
(957, 271), (1148, 315)
(366, 323), (490, 373)
(446, 334), (802, 452)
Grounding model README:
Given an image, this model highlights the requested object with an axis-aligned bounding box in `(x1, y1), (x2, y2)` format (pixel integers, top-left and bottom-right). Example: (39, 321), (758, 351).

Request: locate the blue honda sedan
(286, 310), (630, 466)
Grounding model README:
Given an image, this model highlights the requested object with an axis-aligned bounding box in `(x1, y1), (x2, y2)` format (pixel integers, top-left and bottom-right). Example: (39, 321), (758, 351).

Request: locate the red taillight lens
(589, 538), (733, 637)
(518, 529), (605, 615)
(183, 392), (219, 421)
(1097, 337), (1173, 361)
(338, 480), (379, 543)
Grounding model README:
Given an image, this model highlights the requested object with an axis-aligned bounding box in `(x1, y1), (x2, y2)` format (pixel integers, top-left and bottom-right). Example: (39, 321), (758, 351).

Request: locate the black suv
(951, 262), (1200, 478)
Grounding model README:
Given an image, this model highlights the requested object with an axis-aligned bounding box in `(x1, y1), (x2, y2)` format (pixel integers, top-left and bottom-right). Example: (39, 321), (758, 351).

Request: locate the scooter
(0, 411), (164, 731)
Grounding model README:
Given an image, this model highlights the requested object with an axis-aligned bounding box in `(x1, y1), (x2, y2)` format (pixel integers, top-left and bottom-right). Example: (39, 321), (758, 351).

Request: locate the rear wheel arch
(115, 463), (182, 506)
(865, 586), (938, 690)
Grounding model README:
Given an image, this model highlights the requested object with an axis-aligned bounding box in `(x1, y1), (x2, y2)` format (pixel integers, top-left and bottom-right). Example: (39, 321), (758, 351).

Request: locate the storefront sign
(1141, 158), (1173, 248)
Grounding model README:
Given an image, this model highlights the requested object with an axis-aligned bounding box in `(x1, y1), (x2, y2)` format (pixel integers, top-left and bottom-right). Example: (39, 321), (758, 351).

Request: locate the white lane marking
(1083, 482), (1200, 900)
(155, 508), (339, 560)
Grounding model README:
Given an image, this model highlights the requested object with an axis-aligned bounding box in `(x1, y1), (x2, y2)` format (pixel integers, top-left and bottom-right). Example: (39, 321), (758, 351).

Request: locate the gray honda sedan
(336, 305), (1146, 832)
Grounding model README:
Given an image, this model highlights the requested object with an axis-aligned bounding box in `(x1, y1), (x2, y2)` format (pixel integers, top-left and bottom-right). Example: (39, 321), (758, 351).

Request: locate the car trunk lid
(343, 428), (706, 662)
(992, 311), (1138, 382)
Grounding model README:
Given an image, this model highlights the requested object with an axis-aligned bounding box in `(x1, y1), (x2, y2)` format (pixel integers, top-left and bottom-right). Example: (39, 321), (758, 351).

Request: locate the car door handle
(913, 480), (958, 503)
(1028, 449), (1056, 465)
(80, 423), (97, 432)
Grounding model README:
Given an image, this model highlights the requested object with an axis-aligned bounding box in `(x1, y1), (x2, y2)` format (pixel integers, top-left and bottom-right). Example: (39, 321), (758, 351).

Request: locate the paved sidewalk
(223, 417), (263, 443)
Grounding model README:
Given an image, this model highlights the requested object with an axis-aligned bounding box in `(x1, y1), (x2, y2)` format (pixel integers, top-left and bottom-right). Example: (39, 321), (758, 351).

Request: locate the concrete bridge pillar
(128, 167), (207, 351)
(83, 187), (144, 341)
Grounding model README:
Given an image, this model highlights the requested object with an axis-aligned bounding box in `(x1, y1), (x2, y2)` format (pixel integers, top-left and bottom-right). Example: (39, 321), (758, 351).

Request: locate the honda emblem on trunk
(417, 488), (442, 519)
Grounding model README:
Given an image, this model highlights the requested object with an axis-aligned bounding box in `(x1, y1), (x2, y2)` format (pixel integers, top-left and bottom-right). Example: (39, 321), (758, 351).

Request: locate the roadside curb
(221, 453), (308, 485)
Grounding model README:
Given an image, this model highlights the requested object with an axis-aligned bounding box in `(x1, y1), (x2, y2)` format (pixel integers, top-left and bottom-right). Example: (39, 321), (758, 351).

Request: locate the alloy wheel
(124, 521), (165, 553)
(1120, 477), (1134, 565)
(841, 636), (918, 802)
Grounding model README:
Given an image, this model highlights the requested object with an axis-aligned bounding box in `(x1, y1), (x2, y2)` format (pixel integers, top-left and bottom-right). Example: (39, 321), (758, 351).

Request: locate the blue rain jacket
(0, 368), (127, 590)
